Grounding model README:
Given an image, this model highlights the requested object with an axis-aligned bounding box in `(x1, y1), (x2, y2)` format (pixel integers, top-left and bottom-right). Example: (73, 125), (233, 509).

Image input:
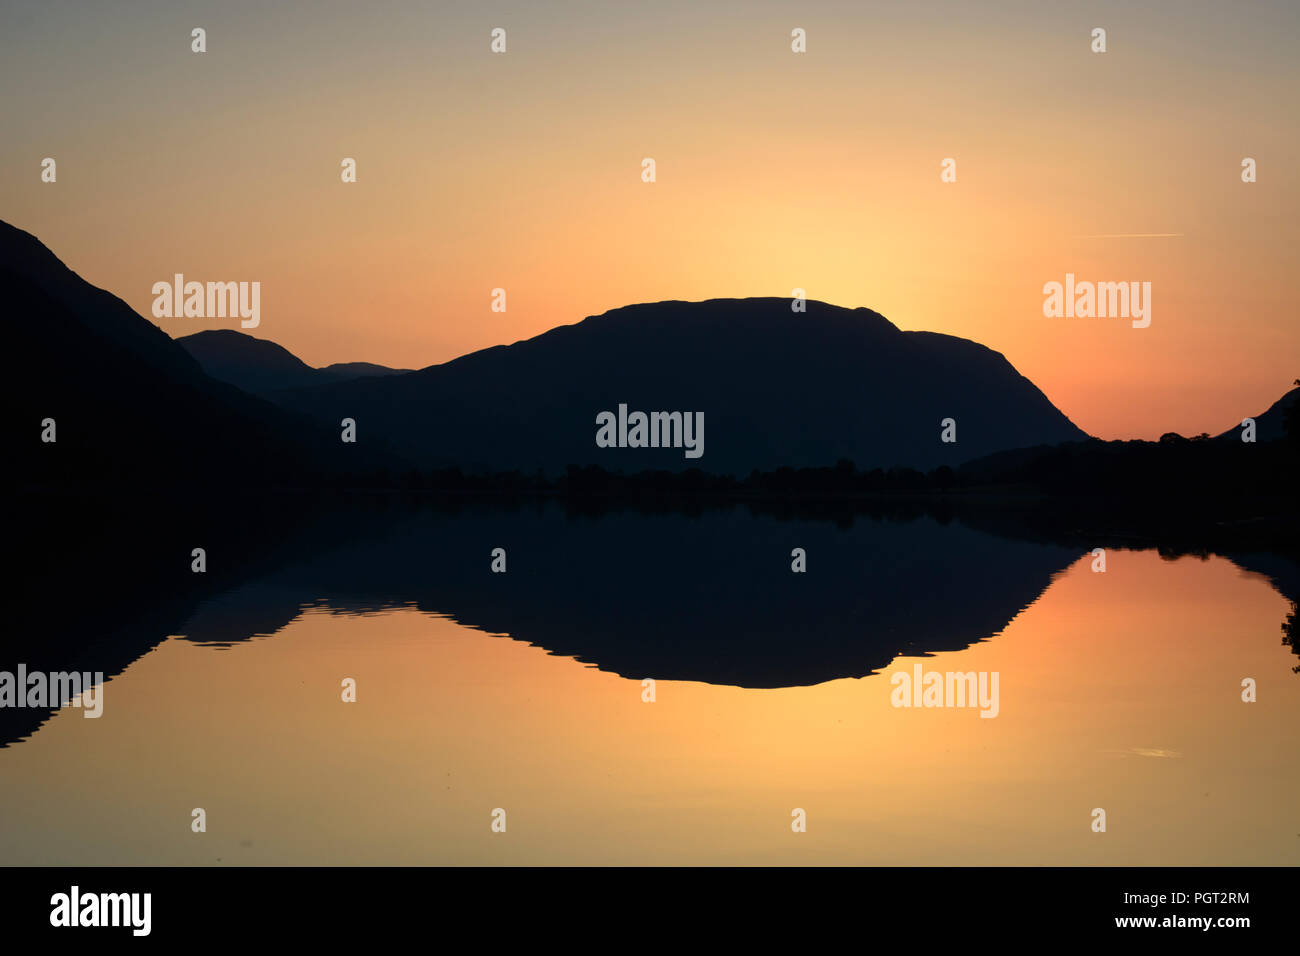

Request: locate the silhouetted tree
(1285, 378), (1300, 448)
(1283, 602), (1300, 675)
(931, 465), (957, 490)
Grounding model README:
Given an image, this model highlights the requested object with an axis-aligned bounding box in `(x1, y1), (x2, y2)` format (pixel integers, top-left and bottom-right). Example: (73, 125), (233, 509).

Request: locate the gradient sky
(2, 0), (1297, 439)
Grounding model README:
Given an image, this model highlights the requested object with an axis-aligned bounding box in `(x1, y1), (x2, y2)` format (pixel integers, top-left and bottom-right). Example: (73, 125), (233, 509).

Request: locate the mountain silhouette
(272, 298), (1090, 475)
(8, 220), (1294, 491)
(176, 329), (410, 396)
(1215, 386), (1300, 442)
(0, 219), (349, 487)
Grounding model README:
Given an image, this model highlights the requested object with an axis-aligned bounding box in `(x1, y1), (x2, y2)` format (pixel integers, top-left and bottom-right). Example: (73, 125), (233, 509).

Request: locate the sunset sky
(2, 0), (1296, 439)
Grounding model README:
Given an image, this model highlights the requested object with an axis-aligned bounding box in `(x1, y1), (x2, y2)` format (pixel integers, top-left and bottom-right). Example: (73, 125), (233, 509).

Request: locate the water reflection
(1, 498), (1297, 864)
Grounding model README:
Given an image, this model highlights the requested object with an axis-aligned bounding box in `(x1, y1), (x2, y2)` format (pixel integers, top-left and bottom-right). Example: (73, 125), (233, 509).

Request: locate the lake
(2, 498), (1297, 864)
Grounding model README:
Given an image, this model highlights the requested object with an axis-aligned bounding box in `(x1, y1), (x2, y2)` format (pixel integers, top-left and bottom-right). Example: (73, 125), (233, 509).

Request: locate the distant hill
(272, 298), (1091, 475)
(319, 361), (410, 382)
(5, 218), (1294, 495)
(1215, 386), (1299, 442)
(176, 329), (410, 395)
(0, 220), (360, 487)
(957, 387), (1297, 514)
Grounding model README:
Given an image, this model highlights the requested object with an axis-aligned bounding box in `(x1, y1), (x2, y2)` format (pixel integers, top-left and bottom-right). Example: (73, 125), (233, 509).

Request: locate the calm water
(2, 502), (1297, 864)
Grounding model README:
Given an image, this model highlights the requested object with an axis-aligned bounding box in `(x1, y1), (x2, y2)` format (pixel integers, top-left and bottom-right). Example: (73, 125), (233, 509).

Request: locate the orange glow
(2, 550), (1295, 864)
(1, 1), (1296, 440)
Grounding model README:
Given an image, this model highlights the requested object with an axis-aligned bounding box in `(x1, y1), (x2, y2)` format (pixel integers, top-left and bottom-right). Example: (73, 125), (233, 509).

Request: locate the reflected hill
(3, 496), (1077, 744)
(176, 501), (1080, 688)
(8, 495), (1299, 747)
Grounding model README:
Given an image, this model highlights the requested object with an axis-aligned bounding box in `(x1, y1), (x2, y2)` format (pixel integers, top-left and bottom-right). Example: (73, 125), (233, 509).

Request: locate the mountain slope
(176, 329), (410, 395)
(0, 220), (351, 487)
(273, 297), (1090, 475)
(317, 361), (410, 383)
(1215, 386), (1299, 442)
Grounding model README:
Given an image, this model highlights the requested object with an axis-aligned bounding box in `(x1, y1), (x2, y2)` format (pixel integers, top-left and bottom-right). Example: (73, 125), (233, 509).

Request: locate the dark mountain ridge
(176, 329), (410, 395)
(9, 217), (1290, 494)
(0, 220), (357, 487)
(272, 297), (1091, 476)
(1214, 386), (1299, 442)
